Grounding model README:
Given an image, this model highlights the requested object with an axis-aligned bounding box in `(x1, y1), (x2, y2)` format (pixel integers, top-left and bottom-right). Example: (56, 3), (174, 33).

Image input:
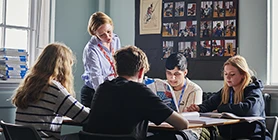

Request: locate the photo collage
(162, 0), (238, 59)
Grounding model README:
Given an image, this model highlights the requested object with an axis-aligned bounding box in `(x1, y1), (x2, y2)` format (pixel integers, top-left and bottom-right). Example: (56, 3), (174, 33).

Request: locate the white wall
(107, 0), (135, 47)
(55, 0), (97, 100)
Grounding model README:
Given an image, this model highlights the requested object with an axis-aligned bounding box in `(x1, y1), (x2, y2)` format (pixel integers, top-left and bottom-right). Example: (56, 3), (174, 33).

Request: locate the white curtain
(35, 0), (55, 60)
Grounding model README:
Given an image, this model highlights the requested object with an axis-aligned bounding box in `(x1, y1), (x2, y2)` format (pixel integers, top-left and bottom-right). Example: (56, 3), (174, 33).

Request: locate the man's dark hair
(114, 45), (149, 76)
(165, 53), (187, 71)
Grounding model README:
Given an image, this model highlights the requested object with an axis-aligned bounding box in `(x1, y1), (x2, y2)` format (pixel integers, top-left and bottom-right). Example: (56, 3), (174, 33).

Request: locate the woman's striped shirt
(15, 80), (90, 140)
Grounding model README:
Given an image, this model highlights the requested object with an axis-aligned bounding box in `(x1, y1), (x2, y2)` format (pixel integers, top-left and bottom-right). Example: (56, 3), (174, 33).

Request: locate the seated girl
(12, 42), (90, 140)
(187, 55), (271, 140)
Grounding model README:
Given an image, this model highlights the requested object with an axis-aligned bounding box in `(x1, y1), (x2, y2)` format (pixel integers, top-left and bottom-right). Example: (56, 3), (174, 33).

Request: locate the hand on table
(186, 104), (200, 112)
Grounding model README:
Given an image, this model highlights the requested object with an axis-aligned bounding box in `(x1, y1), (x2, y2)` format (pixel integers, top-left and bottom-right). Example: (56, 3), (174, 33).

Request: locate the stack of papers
(0, 48), (28, 80)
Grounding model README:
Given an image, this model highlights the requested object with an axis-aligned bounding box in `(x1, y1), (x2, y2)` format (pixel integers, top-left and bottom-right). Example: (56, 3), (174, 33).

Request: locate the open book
(199, 112), (264, 123)
(181, 112), (229, 125)
(145, 78), (179, 112)
(181, 112), (264, 124)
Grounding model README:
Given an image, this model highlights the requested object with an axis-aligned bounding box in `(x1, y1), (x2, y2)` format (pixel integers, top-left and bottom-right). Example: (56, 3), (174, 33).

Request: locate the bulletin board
(135, 0), (239, 80)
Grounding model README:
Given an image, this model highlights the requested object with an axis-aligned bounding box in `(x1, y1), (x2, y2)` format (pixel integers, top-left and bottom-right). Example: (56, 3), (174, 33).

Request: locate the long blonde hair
(221, 55), (253, 104)
(12, 42), (76, 109)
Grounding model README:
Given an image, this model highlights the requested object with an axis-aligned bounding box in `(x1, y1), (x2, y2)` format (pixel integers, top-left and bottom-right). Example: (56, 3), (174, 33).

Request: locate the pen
(193, 92), (196, 104)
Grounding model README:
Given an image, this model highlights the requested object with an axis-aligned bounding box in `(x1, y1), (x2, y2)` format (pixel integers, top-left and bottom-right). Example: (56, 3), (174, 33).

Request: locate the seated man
(83, 46), (189, 140)
(165, 53), (203, 139)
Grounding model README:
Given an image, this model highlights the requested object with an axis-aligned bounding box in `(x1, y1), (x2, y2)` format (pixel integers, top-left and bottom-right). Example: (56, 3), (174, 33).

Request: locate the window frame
(265, 0), (278, 93)
(0, 0), (55, 66)
(0, 0), (35, 57)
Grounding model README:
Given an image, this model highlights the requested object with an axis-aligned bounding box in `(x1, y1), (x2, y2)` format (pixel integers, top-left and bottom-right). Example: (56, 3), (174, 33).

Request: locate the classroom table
(62, 117), (266, 140)
(148, 118), (241, 140)
(148, 117), (267, 140)
(149, 118), (241, 129)
(62, 117), (241, 140)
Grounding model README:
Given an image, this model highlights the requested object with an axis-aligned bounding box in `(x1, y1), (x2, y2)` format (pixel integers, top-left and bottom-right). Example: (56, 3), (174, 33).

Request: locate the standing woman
(187, 55), (271, 140)
(81, 11), (121, 107)
(12, 43), (90, 140)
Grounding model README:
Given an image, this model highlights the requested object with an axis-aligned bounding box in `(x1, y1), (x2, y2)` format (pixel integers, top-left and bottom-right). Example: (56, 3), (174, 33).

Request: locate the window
(0, 0), (54, 65)
(267, 0), (278, 85)
(266, 0), (278, 93)
(0, 0), (33, 50)
(0, 0), (3, 25)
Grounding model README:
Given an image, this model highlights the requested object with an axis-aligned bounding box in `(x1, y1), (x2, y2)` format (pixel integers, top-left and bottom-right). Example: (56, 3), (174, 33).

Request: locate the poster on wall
(160, 0), (238, 60)
(140, 0), (162, 34)
(135, 0), (238, 80)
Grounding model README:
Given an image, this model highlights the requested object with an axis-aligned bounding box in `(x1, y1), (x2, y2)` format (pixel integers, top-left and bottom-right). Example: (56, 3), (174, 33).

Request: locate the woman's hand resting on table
(186, 104), (200, 112)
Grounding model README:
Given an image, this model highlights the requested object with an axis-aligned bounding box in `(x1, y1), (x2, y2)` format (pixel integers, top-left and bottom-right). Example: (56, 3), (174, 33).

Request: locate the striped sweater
(15, 80), (90, 140)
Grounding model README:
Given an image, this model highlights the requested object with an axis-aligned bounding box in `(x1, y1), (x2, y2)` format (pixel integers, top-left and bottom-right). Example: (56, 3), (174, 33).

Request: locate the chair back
(263, 93), (271, 116)
(265, 116), (278, 140)
(0, 120), (42, 140)
(0, 121), (10, 140)
(79, 131), (136, 140)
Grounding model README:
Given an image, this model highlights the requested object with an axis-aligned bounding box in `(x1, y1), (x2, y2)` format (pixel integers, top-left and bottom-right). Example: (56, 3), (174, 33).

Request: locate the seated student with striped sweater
(12, 42), (90, 140)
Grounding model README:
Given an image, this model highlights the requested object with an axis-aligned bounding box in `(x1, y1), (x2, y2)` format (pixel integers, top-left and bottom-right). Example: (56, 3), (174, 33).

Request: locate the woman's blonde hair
(12, 42), (76, 109)
(221, 55), (254, 104)
(87, 11), (113, 36)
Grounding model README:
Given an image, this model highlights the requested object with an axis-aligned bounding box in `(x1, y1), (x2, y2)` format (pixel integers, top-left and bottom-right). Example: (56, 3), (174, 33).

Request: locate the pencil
(193, 92), (196, 104)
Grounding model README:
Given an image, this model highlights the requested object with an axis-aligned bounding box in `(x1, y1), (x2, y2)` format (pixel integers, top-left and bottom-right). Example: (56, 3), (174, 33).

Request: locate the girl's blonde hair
(221, 55), (254, 104)
(12, 42), (76, 109)
(87, 11), (113, 36)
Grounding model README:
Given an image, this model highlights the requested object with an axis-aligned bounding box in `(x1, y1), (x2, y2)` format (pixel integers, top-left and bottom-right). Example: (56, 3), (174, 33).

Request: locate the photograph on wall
(211, 40), (225, 56)
(139, 0), (162, 34)
(162, 41), (174, 59)
(200, 21), (212, 38)
(178, 21), (197, 37)
(224, 19), (236, 37)
(178, 41), (197, 58)
(225, 0), (237, 17)
(162, 22), (179, 37)
(175, 1), (184, 17)
(213, 1), (224, 18)
(212, 21), (224, 37)
(201, 1), (213, 18)
(164, 2), (173, 17)
(187, 3), (196, 17)
(200, 40), (211, 57)
(224, 40), (237, 56)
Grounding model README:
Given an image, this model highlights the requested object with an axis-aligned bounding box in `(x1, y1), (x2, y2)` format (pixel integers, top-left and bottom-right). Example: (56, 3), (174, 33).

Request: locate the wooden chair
(0, 120), (42, 140)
